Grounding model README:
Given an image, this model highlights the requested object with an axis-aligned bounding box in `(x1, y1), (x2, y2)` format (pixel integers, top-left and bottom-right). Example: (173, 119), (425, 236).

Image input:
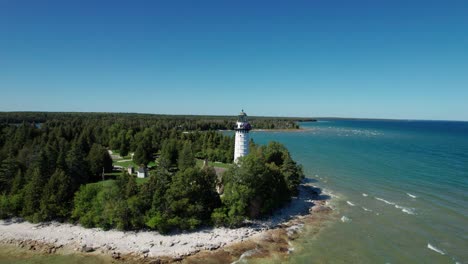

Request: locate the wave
(375, 197), (416, 215)
(346, 201), (356, 206)
(401, 207), (416, 215)
(362, 193), (368, 197)
(375, 197), (395, 205)
(427, 243), (445, 255)
(362, 207), (372, 212)
(341, 216), (351, 223)
(407, 193), (417, 198)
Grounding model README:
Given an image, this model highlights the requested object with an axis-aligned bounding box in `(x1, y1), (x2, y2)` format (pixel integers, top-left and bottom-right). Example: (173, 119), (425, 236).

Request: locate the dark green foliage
(0, 156), (17, 193)
(10, 169), (24, 195)
(133, 145), (153, 166)
(160, 139), (179, 168)
(0, 112), (304, 233)
(21, 168), (46, 221)
(66, 144), (90, 186)
(39, 169), (73, 220)
(163, 167), (220, 230)
(71, 183), (103, 227)
(0, 194), (12, 219)
(88, 144), (113, 180)
(214, 141), (304, 227)
(178, 141), (195, 171)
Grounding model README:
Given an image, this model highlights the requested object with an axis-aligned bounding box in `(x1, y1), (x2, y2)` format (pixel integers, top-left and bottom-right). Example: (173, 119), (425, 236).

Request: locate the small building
(137, 166), (148, 178)
(127, 166), (134, 175)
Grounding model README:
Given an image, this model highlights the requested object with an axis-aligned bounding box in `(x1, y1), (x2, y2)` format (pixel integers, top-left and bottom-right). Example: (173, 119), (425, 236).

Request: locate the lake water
(250, 120), (468, 264)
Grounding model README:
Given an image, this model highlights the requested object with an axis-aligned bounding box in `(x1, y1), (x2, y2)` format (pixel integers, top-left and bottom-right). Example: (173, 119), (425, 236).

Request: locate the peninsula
(0, 111), (331, 262)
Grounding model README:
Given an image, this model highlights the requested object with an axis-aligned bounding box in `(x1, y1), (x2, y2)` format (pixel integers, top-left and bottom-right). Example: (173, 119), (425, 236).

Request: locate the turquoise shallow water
(250, 120), (468, 264)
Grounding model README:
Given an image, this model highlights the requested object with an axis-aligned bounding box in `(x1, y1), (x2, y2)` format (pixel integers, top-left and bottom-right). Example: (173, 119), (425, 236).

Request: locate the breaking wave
(341, 216), (351, 223)
(427, 243), (445, 255)
(375, 197), (395, 205)
(375, 197), (416, 215)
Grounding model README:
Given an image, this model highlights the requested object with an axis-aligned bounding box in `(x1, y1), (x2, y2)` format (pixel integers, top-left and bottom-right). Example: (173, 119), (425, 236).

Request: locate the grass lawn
(113, 159), (134, 167)
(112, 158), (156, 169)
(86, 179), (116, 189)
(86, 176), (149, 189)
(104, 171), (121, 177)
(195, 159), (232, 169)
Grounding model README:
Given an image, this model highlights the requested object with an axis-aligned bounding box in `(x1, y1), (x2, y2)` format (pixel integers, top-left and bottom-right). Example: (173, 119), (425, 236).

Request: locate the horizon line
(1, 110), (467, 123)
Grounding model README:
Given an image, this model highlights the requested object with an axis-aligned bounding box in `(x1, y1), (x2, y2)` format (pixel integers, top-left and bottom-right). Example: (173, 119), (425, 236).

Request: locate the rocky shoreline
(0, 182), (333, 263)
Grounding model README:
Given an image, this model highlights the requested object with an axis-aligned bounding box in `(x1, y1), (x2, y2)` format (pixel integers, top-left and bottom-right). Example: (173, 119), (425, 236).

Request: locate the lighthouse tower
(234, 110), (252, 162)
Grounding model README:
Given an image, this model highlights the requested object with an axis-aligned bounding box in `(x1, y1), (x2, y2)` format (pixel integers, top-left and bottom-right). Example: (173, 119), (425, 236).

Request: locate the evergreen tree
(87, 144), (113, 180)
(133, 145), (152, 166)
(164, 167), (220, 230)
(281, 156), (304, 196)
(39, 169), (73, 220)
(119, 137), (129, 157)
(160, 139), (178, 167)
(9, 169), (24, 195)
(178, 141), (195, 171)
(0, 156), (17, 193)
(66, 144), (90, 186)
(21, 168), (46, 220)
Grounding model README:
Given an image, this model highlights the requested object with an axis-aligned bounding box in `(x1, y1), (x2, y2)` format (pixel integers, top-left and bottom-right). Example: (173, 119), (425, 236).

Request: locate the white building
(234, 110), (252, 162)
(137, 167), (148, 178)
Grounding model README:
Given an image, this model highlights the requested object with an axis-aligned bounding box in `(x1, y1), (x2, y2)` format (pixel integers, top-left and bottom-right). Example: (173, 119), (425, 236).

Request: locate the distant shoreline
(221, 128), (306, 133)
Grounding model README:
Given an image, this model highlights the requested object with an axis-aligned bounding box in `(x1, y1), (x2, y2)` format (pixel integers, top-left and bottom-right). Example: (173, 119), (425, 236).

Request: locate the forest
(0, 112), (304, 232)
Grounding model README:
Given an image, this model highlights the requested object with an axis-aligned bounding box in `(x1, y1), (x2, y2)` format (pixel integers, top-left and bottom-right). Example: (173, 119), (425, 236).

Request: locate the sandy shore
(0, 181), (332, 262)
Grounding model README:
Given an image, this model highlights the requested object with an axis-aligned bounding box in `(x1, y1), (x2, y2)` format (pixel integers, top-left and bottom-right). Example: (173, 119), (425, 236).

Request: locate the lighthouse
(234, 110), (252, 162)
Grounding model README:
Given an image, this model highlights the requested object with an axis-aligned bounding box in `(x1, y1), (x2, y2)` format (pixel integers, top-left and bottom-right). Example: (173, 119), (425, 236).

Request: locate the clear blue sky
(1, 0), (467, 120)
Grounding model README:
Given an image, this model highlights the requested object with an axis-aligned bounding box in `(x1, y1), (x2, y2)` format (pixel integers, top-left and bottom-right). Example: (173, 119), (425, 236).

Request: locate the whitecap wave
(400, 207), (416, 215)
(375, 197), (395, 205)
(346, 201), (356, 206)
(427, 243), (445, 255)
(362, 193), (368, 197)
(376, 197), (415, 215)
(407, 193), (417, 198)
(362, 207), (372, 212)
(341, 216), (351, 223)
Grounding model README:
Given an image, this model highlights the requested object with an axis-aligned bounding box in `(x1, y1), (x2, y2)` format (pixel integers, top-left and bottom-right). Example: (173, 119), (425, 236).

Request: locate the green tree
(87, 144), (113, 180)
(281, 155), (304, 196)
(178, 141), (195, 171)
(0, 194), (12, 219)
(39, 169), (73, 220)
(0, 156), (17, 193)
(21, 168), (46, 221)
(66, 144), (90, 186)
(160, 139), (178, 168)
(133, 145), (152, 166)
(164, 167), (220, 230)
(71, 183), (102, 227)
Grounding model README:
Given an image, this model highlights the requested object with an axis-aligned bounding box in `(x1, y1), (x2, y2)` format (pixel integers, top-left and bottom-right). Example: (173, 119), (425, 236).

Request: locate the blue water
(249, 120), (468, 263)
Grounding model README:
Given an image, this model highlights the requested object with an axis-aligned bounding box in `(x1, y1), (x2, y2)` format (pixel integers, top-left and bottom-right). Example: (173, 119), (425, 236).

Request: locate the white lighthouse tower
(234, 110), (252, 162)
